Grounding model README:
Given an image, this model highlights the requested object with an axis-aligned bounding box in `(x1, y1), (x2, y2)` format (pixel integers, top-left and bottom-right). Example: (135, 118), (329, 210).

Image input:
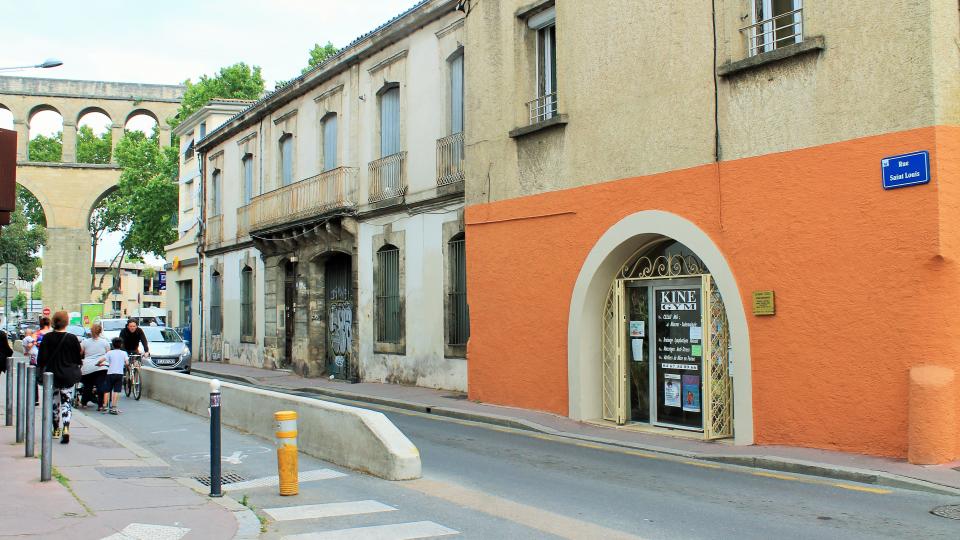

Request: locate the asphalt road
(88, 393), (960, 539)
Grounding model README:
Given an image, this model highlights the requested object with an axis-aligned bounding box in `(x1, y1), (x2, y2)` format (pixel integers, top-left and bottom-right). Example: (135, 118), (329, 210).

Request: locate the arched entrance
(567, 211), (754, 444)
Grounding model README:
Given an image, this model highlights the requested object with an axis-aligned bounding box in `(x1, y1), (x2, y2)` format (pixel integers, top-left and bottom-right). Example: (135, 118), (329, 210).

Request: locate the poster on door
(664, 377), (681, 407)
(682, 374), (701, 412)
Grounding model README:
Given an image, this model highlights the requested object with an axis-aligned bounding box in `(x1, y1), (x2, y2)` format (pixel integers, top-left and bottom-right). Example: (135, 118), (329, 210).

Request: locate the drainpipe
(197, 148), (206, 363)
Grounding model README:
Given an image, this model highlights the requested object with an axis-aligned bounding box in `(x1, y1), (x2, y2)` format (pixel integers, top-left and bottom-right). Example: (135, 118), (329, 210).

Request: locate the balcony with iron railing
(246, 166), (358, 232)
(436, 132), (464, 186)
(741, 7), (803, 57)
(368, 151), (407, 203)
(205, 214), (223, 248)
(236, 204), (250, 239)
(527, 92), (558, 125)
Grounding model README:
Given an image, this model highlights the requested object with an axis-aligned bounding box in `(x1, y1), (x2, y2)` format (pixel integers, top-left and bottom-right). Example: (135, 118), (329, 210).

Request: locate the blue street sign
(158, 271), (167, 291)
(881, 151), (930, 190)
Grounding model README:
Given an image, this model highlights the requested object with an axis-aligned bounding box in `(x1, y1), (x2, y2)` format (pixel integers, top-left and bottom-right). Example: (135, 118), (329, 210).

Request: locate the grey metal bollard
(4, 357), (12, 426)
(209, 379), (222, 498)
(25, 365), (36, 457)
(15, 359), (25, 443)
(40, 373), (52, 482)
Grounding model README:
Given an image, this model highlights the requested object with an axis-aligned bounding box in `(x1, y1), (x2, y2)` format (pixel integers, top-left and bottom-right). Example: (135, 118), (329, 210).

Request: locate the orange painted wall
(465, 126), (960, 459)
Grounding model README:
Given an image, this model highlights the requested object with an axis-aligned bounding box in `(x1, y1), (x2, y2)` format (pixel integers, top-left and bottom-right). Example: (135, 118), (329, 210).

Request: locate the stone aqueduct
(0, 76), (183, 312)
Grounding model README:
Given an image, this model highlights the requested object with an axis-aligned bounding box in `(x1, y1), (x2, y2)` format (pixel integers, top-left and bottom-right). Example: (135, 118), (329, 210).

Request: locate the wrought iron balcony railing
(436, 132), (464, 186)
(247, 166), (358, 232)
(368, 151), (407, 203)
(205, 215), (222, 248)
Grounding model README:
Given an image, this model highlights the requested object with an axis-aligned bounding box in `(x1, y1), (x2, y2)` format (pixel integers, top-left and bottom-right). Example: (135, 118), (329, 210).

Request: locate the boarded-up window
(376, 245), (401, 343)
(280, 134), (294, 186)
(211, 169), (222, 216)
(210, 271), (223, 335)
(323, 114), (338, 171)
(241, 266), (254, 337)
(242, 154), (254, 205)
(380, 87), (400, 157)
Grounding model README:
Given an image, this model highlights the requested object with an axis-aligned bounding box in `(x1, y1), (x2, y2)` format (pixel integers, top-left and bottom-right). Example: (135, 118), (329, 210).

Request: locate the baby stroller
(74, 356), (107, 409)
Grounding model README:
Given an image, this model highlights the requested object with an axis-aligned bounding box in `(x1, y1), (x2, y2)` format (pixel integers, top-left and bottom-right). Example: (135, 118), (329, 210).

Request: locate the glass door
(626, 285), (650, 423)
(652, 282), (704, 431)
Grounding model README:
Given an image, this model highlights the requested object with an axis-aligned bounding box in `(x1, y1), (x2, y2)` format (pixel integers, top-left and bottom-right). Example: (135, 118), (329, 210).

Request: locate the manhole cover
(96, 466), (173, 480)
(931, 505), (960, 520)
(193, 472), (246, 486)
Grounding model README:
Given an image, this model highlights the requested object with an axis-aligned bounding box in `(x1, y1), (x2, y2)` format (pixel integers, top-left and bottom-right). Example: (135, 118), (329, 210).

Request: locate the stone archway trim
(566, 210), (754, 445)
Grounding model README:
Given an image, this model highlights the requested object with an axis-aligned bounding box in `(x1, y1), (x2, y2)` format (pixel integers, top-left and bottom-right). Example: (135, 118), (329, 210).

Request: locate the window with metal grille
(279, 134), (294, 186)
(746, 0), (803, 56)
(448, 234), (469, 345)
(240, 266), (254, 337)
(376, 245), (401, 343)
(526, 7), (557, 125)
(322, 114), (338, 171)
(242, 154), (254, 205)
(210, 271), (223, 335)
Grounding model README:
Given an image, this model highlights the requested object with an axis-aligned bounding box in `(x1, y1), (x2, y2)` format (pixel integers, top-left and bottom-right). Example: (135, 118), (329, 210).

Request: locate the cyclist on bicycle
(118, 318), (150, 359)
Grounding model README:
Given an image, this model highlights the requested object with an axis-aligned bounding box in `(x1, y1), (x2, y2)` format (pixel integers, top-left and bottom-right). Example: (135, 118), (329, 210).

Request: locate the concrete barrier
(140, 367), (421, 480)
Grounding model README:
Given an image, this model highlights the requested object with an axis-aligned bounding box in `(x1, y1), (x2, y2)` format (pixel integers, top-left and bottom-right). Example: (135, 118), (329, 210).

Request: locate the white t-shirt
(81, 337), (110, 375)
(104, 349), (128, 375)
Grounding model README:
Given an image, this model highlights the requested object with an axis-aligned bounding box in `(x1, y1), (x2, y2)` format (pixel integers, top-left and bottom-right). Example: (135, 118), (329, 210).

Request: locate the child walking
(99, 337), (128, 415)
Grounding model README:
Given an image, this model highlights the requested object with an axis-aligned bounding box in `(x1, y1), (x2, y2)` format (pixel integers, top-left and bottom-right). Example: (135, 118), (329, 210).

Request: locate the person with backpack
(36, 311), (82, 444)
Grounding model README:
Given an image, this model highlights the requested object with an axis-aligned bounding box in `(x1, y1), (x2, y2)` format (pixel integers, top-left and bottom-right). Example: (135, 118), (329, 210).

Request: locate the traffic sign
(42, 307), (50, 317)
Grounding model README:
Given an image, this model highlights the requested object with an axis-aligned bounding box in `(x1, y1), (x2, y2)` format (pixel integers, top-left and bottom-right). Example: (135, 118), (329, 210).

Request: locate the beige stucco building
(196, 0), (468, 390)
(461, 0), (960, 461)
(91, 261), (166, 319)
(165, 100), (252, 343)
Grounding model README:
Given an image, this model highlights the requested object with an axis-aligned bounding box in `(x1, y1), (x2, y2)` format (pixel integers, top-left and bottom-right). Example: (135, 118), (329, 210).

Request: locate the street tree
(76, 125), (112, 164)
(94, 129), (178, 298)
(31, 282), (41, 300)
(0, 192), (47, 281)
(17, 185), (46, 228)
(10, 292), (27, 316)
(169, 63), (265, 129)
(276, 42), (338, 88)
(28, 132), (62, 162)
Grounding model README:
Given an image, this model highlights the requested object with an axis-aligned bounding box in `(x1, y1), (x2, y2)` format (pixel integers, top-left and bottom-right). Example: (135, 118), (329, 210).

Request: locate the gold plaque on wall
(752, 290), (775, 316)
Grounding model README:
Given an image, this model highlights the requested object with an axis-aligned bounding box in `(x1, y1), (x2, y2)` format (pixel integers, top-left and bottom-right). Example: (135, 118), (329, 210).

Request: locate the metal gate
(600, 241), (733, 438)
(325, 254), (353, 379)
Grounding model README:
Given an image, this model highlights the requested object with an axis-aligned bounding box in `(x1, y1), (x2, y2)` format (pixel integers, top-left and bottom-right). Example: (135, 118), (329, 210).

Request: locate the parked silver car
(100, 318), (128, 341)
(141, 327), (191, 373)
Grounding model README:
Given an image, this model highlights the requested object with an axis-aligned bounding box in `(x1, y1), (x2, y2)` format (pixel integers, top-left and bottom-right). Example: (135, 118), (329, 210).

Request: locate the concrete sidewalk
(0, 380), (247, 539)
(192, 361), (960, 496)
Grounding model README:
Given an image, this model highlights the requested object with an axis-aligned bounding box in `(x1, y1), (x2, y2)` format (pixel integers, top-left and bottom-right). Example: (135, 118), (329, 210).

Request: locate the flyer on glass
(629, 320), (645, 337)
(682, 374), (701, 412)
(664, 379), (681, 407)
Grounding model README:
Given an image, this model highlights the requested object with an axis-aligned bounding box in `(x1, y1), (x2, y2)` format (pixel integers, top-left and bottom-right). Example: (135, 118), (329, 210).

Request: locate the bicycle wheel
(132, 366), (142, 401)
(123, 367), (132, 397)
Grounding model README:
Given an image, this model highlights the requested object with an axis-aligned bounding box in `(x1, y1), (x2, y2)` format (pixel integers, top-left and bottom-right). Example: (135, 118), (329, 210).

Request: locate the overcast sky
(1, 0), (417, 265)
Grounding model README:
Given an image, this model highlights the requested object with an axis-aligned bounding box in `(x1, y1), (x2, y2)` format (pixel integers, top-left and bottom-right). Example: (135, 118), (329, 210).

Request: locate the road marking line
(281, 521), (458, 540)
(101, 523), (190, 540)
(226, 469), (346, 491)
(264, 500), (395, 521)
(684, 461), (722, 469)
(402, 478), (645, 540)
(830, 483), (892, 494)
(751, 471), (798, 481)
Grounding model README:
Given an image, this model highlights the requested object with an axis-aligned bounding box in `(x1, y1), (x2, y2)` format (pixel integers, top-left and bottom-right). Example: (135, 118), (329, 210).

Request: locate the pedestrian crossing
(230, 465), (461, 538)
(101, 523), (190, 540)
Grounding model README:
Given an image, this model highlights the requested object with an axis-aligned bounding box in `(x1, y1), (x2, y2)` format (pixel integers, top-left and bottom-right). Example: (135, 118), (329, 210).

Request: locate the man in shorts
(99, 337), (128, 415)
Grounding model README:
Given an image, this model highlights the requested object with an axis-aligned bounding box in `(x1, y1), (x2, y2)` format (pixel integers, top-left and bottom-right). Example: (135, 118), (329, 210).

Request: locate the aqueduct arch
(0, 76), (183, 311)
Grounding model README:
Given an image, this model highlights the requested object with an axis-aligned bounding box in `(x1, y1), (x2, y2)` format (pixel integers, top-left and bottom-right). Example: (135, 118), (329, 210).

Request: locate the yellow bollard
(274, 410), (299, 496)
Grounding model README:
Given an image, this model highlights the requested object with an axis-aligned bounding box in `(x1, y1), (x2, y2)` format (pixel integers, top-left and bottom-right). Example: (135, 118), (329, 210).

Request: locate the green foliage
(169, 63), (265, 129)
(28, 132), (62, 162)
(31, 282), (41, 300)
(76, 125), (112, 164)
(276, 42), (339, 89)
(10, 292), (27, 314)
(16, 185), (46, 228)
(106, 130), (180, 258)
(0, 191), (47, 281)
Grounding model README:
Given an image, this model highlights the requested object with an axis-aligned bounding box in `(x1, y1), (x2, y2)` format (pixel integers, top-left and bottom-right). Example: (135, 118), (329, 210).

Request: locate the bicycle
(123, 353), (143, 401)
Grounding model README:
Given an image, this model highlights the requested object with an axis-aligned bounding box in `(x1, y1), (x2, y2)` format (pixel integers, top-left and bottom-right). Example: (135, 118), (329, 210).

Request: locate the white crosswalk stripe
(264, 500), (396, 521)
(101, 523), (190, 540)
(225, 468), (346, 491)
(280, 521), (459, 540)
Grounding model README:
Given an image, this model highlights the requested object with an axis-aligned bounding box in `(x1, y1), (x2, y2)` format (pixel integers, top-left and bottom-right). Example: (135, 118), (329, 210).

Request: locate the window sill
(241, 336), (256, 344)
(444, 344), (467, 359)
(717, 36), (824, 78)
(374, 342), (405, 355)
(509, 114), (568, 139)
